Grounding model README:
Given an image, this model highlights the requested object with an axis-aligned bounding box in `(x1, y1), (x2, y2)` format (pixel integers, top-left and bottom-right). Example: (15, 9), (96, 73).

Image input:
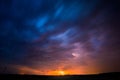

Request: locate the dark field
(0, 72), (120, 80)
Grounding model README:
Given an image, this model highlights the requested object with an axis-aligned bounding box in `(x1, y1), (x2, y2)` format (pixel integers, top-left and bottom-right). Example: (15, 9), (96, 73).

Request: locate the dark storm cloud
(0, 0), (120, 74)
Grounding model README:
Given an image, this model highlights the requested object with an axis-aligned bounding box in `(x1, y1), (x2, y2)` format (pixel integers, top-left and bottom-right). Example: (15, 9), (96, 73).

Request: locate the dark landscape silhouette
(0, 72), (120, 80)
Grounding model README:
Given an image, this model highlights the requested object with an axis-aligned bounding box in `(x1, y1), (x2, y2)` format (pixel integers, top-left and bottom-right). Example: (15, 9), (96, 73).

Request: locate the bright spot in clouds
(72, 53), (80, 58)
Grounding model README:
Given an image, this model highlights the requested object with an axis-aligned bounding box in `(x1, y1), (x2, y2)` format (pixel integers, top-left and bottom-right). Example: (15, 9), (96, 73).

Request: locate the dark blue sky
(0, 0), (120, 75)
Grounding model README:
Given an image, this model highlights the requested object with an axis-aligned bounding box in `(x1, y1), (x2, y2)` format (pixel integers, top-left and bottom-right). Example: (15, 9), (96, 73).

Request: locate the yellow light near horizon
(58, 70), (65, 75)
(48, 70), (67, 76)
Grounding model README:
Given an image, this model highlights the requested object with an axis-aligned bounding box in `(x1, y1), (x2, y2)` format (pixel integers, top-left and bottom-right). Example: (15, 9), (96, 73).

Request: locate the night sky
(0, 0), (120, 75)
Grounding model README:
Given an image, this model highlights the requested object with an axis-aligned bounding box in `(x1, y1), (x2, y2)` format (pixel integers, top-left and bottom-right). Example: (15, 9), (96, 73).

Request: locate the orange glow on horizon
(17, 65), (100, 75)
